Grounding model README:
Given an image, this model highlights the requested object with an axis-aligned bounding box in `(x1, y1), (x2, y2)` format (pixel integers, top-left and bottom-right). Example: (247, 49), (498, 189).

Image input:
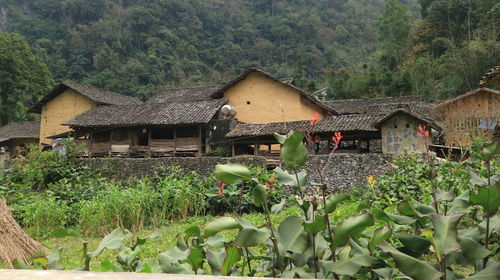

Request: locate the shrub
(17, 196), (70, 237)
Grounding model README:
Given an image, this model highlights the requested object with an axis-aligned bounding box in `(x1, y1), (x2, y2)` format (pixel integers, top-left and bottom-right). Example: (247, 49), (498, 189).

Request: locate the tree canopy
(0, 32), (53, 125)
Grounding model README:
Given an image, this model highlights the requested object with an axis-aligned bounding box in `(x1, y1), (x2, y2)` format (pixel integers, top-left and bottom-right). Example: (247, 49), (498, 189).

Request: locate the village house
(435, 88), (500, 147)
(28, 82), (142, 146)
(24, 66), (448, 158)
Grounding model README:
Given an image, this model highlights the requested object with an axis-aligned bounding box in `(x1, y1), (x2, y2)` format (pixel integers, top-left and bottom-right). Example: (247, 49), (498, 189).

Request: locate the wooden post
(88, 132), (93, 158)
(173, 127), (177, 155)
(366, 139), (370, 153)
(147, 129), (151, 158)
(232, 143), (235, 157)
(198, 125), (202, 157)
(254, 143), (259, 156)
(108, 130), (113, 157)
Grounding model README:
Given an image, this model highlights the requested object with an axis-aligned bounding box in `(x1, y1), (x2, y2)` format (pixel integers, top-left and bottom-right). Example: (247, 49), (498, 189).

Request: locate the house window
(177, 126), (198, 138)
(406, 123), (410, 128)
(246, 101), (251, 105)
(393, 123), (398, 129)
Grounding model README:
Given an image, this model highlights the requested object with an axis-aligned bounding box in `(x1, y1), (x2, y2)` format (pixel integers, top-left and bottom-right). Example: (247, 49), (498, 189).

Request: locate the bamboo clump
(0, 199), (48, 268)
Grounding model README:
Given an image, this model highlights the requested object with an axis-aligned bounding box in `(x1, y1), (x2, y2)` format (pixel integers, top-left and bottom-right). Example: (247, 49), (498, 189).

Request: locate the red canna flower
(218, 182), (225, 189)
(331, 131), (343, 147)
(269, 176), (277, 183)
(265, 182), (275, 191)
(417, 124), (430, 138)
(216, 188), (224, 197)
(236, 199), (242, 203)
(310, 112), (321, 126)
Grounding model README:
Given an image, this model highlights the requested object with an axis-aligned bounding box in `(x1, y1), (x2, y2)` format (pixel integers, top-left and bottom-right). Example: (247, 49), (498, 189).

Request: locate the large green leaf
(214, 164), (251, 184)
(398, 200), (435, 218)
(158, 248), (192, 274)
(182, 247), (204, 272)
(87, 228), (130, 258)
(395, 233), (431, 258)
(379, 241), (442, 280)
(207, 249), (225, 275)
(372, 268), (396, 279)
(470, 183), (500, 217)
(449, 191), (472, 214)
(332, 213), (374, 250)
(253, 184), (267, 207)
(278, 216), (309, 255)
(436, 188), (455, 202)
(369, 226), (392, 252)
(274, 167), (307, 193)
(432, 214), (461, 257)
(480, 141), (500, 161)
(373, 208), (416, 225)
(233, 222), (270, 247)
(457, 237), (491, 262)
(47, 247), (64, 270)
(204, 217), (241, 237)
(279, 130), (308, 170)
(221, 247), (241, 276)
(303, 215), (327, 235)
(464, 261), (500, 279)
(322, 255), (377, 276)
(132, 231), (161, 250)
(324, 193), (349, 213)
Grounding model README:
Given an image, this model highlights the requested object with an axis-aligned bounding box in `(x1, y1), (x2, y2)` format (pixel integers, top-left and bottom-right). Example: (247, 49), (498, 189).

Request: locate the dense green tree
(0, 32), (54, 125)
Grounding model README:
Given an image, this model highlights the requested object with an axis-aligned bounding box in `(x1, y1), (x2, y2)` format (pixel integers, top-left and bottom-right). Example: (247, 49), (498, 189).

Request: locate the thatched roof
(226, 114), (380, 138)
(323, 96), (424, 115)
(213, 67), (335, 114)
(65, 99), (226, 128)
(373, 109), (441, 130)
(435, 88), (500, 111)
(29, 82), (142, 114)
(0, 122), (39, 143)
(147, 85), (221, 103)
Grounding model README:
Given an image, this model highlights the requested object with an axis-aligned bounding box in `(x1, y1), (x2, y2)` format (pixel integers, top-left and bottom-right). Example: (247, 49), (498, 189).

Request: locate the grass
(14, 201), (361, 271)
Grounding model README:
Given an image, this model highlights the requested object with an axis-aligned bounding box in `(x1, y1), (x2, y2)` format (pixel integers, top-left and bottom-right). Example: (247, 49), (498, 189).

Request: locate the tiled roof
(323, 96), (424, 114)
(435, 88), (500, 111)
(65, 99), (226, 128)
(29, 82), (142, 113)
(147, 86), (221, 103)
(367, 102), (435, 117)
(226, 115), (380, 138)
(0, 122), (40, 142)
(373, 109), (441, 130)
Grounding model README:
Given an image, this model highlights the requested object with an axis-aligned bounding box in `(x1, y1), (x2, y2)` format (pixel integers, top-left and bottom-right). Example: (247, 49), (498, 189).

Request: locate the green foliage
(0, 32), (53, 125)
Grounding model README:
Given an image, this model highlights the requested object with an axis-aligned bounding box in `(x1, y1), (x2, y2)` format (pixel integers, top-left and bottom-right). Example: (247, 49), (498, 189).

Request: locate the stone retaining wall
(85, 154), (392, 191)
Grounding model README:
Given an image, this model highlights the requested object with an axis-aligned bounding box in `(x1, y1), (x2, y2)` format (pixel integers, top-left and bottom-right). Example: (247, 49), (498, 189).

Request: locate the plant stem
(311, 233), (318, 279)
(244, 248), (252, 275)
(483, 159), (491, 267)
(263, 198), (281, 275)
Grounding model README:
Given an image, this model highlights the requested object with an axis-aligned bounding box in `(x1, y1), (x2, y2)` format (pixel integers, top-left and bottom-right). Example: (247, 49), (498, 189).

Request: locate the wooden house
(435, 88), (500, 147)
(0, 122), (40, 158)
(29, 82), (142, 145)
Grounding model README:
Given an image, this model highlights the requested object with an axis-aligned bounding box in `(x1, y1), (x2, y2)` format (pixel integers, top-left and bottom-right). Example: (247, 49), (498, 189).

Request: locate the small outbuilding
(0, 122), (40, 158)
(374, 109), (440, 154)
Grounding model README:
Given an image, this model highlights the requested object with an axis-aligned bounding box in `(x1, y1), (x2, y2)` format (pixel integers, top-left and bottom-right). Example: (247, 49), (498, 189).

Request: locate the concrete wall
(40, 89), (97, 145)
(85, 154), (392, 192)
(224, 72), (326, 124)
(380, 113), (426, 154)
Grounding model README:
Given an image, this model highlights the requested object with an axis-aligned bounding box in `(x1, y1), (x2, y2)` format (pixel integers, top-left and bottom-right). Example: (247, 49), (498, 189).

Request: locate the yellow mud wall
(39, 89), (96, 145)
(224, 72), (325, 123)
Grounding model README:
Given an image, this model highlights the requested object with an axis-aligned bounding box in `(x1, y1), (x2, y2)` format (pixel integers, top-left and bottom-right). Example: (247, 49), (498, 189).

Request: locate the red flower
(218, 182), (225, 189)
(331, 131), (343, 147)
(310, 112), (321, 126)
(265, 182), (275, 191)
(269, 176), (277, 183)
(216, 188), (224, 197)
(236, 199), (242, 203)
(417, 125), (430, 138)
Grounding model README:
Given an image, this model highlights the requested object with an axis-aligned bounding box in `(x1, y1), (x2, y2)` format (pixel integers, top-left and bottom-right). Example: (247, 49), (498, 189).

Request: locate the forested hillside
(0, 0), (499, 124)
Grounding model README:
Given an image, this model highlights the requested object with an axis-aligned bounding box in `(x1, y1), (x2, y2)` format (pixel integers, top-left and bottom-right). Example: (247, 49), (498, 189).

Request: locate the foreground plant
(13, 132), (500, 279)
